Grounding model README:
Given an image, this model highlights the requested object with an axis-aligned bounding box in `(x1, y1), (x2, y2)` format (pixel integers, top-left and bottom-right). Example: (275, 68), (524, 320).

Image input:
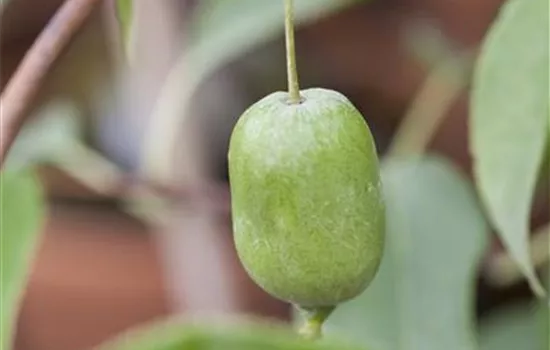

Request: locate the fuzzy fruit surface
(228, 88), (385, 307)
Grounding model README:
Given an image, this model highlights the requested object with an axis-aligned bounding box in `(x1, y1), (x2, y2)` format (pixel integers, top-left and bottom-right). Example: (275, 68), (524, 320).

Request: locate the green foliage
(191, 0), (360, 46)
(4, 0), (548, 349)
(480, 274), (549, 350)
(229, 89), (384, 307)
(479, 301), (548, 350)
(116, 0), (133, 61)
(5, 101), (82, 171)
(143, 0), (363, 181)
(95, 319), (366, 350)
(0, 171), (45, 350)
(471, 0), (549, 296)
(324, 156), (489, 350)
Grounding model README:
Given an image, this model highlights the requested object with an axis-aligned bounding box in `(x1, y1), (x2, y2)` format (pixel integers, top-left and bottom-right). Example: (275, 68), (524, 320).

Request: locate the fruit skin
(228, 88), (385, 307)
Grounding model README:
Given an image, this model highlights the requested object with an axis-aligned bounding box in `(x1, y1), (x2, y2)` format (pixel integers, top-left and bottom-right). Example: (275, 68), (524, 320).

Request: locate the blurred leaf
(470, 0), (549, 296)
(191, 0), (359, 45)
(143, 0), (363, 182)
(188, 0), (362, 92)
(0, 0), (10, 10)
(116, 0), (133, 60)
(402, 20), (458, 68)
(324, 156), (489, 350)
(5, 101), (82, 171)
(479, 301), (548, 350)
(1, 171), (45, 350)
(95, 319), (367, 350)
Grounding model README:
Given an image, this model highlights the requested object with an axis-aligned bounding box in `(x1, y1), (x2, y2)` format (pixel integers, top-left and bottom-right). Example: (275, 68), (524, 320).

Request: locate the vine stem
(284, 0), (301, 104)
(296, 305), (334, 340)
(0, 0), (100, 167)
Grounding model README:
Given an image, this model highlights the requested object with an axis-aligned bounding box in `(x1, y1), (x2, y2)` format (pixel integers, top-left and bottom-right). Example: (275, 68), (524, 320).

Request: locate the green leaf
(479, 301), (549, 350)
(1, 171), (45, 350)
(324, 156), (489, 350)
(191, 0), (358, 45)
(5, 101), (82, 171)
(470, 0), (549, 296)
(116, 0), (133, 60)
(143, 0), (362, 181)
(95, 319), (367, 350)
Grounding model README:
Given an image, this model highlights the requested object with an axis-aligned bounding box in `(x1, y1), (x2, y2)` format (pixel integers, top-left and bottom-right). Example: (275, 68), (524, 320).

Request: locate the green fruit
(228, 88), (385, 307)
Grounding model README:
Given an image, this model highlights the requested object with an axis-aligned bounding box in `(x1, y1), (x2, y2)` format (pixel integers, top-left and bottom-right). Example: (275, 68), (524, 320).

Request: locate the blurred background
(1, 0), (548, 349)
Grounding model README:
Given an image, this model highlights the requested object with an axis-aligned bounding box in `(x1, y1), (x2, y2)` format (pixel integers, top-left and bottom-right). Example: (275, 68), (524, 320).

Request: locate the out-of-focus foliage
(0, 171), (45, 350)
(0, 0), (10, 10)
(95, 319), (367, 350)
(142, 0), (364, 182)
(3, 0), (547, 348)
(116, 0), (133, 59)
(191, 0), (361, 45)
(402, 21), (458, 68)
(479, 301), (549, 350)
(325, 156), (488, 350)
(471, 0), (549, 296)
(5, 101), (82, 171)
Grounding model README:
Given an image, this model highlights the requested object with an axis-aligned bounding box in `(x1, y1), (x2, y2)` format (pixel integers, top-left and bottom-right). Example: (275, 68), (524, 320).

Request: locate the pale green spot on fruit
(228, 88), (385, 307)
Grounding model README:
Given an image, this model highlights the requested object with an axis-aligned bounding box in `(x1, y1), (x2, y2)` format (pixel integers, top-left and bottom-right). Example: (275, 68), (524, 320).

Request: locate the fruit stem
(296, 305), (335, 340)
(284, 0), (302, 104)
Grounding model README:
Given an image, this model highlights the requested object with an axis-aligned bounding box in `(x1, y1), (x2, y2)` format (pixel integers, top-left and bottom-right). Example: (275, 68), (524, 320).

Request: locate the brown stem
(0, 0), (101, 167)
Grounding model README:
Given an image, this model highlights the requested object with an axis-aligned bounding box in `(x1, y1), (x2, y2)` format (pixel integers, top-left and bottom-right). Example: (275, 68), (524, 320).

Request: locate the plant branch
(0, 0), (100, 167)
(284, 0), (301, 104)
(44, 140), (230, 224)
(387, 53), (472, 158)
